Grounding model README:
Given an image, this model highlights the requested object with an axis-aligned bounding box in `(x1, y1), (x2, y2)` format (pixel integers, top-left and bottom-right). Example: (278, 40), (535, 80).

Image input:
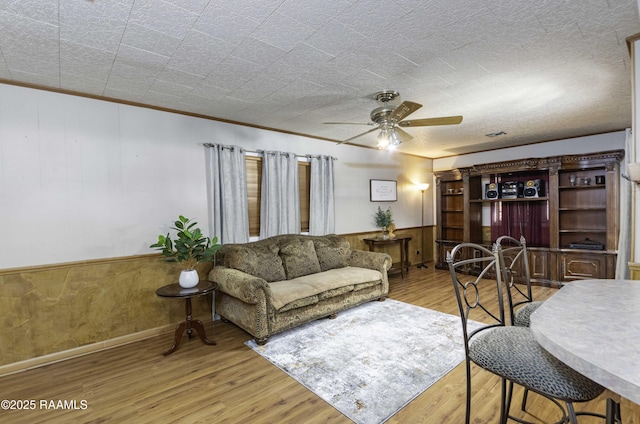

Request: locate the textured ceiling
(0, 0), (638, 158)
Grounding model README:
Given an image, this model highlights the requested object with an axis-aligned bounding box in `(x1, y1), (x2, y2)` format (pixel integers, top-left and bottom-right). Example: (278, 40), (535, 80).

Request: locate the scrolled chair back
(496, 235), (537, 326)
(446, 242), (508, 347)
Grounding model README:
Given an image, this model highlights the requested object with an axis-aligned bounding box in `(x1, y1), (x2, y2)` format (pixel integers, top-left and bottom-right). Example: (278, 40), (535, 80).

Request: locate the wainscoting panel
(0, 257), (213, 367)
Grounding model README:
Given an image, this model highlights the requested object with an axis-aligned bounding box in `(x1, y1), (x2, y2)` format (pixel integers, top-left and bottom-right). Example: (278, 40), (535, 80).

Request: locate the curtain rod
(203, 143), (337, 160)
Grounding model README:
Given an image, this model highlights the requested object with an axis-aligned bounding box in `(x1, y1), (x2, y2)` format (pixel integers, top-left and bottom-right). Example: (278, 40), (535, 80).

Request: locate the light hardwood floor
(0, 266), (637, 423)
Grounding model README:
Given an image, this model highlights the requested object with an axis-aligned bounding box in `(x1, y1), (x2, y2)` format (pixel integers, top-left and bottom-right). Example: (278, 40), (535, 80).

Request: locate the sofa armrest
(349, 249), (392, 273)
(208, 266), (272, 305)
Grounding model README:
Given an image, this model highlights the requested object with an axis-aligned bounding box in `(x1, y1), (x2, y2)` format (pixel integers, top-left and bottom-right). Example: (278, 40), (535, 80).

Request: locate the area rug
(245, 299), (480, 424)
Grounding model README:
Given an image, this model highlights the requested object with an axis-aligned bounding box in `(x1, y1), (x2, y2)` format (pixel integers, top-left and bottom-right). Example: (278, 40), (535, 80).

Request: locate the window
(246, 156), (310, 237)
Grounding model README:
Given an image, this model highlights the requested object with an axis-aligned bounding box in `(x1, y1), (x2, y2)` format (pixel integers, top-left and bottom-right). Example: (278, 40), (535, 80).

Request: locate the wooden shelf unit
(434, 150), (623, 285)
(437, 175), (465, 245)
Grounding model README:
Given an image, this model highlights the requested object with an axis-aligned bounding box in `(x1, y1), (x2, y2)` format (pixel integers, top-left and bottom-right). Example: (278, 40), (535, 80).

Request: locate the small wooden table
(155, 280), (217, 356)
(363, 235), (412, 277)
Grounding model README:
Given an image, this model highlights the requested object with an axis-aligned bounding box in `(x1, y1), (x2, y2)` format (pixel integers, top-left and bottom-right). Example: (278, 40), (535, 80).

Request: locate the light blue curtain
(260, 151), (300, 238)
(615, 128), (633, 279)
(309, 155), (335, 235)
(204, 144), (249, 244)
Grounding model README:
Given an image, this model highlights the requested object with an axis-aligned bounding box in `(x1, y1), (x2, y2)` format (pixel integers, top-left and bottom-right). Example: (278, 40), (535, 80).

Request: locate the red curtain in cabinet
(490, 173), (550, 247)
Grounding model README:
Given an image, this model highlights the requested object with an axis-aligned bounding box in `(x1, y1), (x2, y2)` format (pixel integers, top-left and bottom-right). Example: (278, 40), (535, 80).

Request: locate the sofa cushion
(275, 295), (320, 313)
(225, 244), (286, 283)
(279, 239), (321, 279)
(268, 267), (383, 311)
(353, 280), (380, 291)
(313, 237), (351, 271)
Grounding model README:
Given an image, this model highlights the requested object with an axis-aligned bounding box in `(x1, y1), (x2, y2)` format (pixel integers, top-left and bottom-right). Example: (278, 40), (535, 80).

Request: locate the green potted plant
(150, 215), (222, 288)
(373, 206), (394, 239)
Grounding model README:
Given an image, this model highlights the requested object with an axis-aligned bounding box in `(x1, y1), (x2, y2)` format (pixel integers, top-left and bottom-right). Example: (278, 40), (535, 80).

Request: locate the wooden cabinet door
(529, 249), (550, 282)
(558, 253), (606, 281)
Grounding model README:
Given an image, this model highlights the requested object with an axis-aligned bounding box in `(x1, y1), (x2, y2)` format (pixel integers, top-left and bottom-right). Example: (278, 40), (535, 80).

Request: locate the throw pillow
(279, 239), (321, 279)
(313, 236), (351, 271)
(225, 244), (286, 282)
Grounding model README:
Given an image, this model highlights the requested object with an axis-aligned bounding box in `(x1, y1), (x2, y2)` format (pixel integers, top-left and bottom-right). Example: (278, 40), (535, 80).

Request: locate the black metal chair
(495, 236), (622, 424)
(496, 235), (543, 327)
(447, 242), (607, 424)
(496, 235), (544, 413)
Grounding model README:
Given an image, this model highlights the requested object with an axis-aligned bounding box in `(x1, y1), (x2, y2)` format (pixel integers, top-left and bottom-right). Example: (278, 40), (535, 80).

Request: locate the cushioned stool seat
(513, 301), (544, 327)
(471, 326), (605, 402)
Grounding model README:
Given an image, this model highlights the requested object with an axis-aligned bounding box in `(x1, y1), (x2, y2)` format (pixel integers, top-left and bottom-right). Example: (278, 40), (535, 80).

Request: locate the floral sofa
(209, 234), (392, 344)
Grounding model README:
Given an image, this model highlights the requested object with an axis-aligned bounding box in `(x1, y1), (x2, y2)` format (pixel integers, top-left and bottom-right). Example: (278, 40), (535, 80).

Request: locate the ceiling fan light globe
(377, 130), (390, 149)
(389, 129), (402, 146)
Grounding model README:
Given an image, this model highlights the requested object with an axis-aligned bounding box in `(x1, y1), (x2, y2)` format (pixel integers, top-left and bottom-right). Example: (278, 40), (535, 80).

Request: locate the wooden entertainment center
(434, 150), (624, 286)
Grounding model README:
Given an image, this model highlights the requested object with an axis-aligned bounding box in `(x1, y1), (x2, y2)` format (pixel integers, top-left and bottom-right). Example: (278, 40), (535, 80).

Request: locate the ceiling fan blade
(395, 127), (413, 143)
(398, 115), (463, 127)
(389, 101), (422, 122)
(323, 121), (374, 126)
(336, 127), (379, 145)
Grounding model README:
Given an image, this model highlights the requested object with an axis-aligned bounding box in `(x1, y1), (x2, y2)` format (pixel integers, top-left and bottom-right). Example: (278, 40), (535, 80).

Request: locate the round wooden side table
(155, 280), (217, 356)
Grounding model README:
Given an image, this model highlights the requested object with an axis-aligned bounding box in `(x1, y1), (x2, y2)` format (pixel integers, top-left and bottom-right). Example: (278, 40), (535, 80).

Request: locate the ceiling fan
(324, 90), (463, 149)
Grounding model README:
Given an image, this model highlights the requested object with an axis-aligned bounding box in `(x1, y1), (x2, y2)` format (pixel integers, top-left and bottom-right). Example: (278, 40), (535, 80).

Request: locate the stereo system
(500, 181), (524, 199)
(485, 183), (499, 199)
(523, 179), (545, 198)
(485, 179), (545, 199)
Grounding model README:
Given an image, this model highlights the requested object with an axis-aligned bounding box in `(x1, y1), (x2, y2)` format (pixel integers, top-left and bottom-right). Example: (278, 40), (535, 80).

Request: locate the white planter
(179, 269), (199, 288)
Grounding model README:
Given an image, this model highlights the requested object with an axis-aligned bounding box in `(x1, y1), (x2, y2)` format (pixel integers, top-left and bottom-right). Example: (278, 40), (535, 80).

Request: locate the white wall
(0, 82), (627, 269)
(0, 84), (433, 269)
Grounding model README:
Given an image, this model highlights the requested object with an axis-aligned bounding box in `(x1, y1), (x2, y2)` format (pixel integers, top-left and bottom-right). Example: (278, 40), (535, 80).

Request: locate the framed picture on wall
(370, 179), (397, 202)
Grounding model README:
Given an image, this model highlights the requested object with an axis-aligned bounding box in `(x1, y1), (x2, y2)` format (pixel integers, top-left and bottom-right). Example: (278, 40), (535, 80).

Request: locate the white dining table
(529, 279), (640, 405)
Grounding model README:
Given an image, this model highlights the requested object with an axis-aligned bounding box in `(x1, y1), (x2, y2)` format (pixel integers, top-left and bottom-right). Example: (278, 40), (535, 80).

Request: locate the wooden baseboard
(0, 317), (209, 377)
